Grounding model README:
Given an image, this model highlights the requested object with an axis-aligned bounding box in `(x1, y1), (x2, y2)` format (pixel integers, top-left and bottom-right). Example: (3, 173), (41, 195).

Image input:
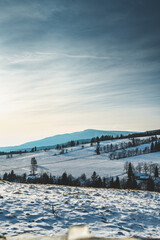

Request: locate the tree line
(109, 139), (160, 160)
(1, 162), (159, 192)
(1, 129), (159, 156)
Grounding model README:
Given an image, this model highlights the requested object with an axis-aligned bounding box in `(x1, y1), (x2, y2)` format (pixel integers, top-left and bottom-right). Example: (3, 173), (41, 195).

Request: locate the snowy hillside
(0, 129), (134, 152)
(0, 136), (160, 179)
(0, 181), (159, 238)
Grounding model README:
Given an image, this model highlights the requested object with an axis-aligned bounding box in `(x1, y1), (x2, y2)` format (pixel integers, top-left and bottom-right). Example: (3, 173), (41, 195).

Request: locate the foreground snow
(0, 181), (159, 238)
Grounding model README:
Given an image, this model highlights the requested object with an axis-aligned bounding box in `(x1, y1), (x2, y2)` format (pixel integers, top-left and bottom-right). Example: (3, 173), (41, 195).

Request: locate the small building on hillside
(26, 173), (40, 183)
(134, 173), (150, 190)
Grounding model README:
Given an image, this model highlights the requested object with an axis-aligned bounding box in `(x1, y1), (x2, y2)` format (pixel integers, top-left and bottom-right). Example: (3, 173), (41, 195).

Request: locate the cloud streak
(0, 0), (160, 145)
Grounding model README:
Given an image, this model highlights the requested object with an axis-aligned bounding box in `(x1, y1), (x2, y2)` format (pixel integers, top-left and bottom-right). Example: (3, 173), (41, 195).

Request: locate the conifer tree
(128, 163), (134, 179)
(61, 172), (68, 185)
(102, 177), (106, 188)
(110, 177), (114, 188)
(95, 142), (100, 155)
(155, 166), (159, 178)
(115, 176), (120, 189)
(147, 177), (154, 191)
(151, 141), (154, 152)
(30, 157), (37, 175)
(97, 176), (102, 187)
(127, 163), (137, 189)
(3, 172), (8, 180)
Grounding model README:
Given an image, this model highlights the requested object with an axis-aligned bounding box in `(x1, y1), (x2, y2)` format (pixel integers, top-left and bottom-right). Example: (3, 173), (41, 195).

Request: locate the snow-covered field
(0, 137), (160, 179)
(0, 181), (159, 238)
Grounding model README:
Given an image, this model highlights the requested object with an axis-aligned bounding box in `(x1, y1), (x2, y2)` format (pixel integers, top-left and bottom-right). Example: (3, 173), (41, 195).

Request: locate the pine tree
(97, 176), (102, 187)
(10, 170), (16, 181)
(41, 173), (49, 184)
(70, 141), (75, 147)
(147, 177), (154, 191)
(132, 138), (135, 146)
(95, 142), (100, 155)
(155, 166), (159, 178)
(127, 163), (137, 189)
(110, 177), (114, 188)
(3, 172), (8, 180)
(132, 178), (137, 189)
(61, 172), (68, 185)
(68, 174), (73, 186)
(91, 171), (98, 187)
(22, 173), (26, 182)
(102, 177), (106, 188)
(114, 176), (120, 189)
(30, 157), (37, 175)
(80, 173), (86, 181)
(151, 141), (154, 152)
(128, 163), (134, 179)
(155, 141), (158, 151)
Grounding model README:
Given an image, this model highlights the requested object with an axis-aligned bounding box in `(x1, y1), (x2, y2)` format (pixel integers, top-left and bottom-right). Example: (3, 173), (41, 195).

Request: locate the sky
(0, 0), (160, 146)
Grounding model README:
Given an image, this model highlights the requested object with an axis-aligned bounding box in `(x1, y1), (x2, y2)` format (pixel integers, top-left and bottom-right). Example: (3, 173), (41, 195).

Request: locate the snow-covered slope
(0, 137), (160, 178)
(0, 129), (134, 152)
(0, 181), (159, 238)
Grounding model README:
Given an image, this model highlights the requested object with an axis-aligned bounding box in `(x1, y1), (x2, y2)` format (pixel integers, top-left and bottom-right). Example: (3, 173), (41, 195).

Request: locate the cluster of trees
(125, 163), (138, 189)
(124, 161), (159, 177)
(123, 162), (158, 191)
(109, 140), (160, 160)
(55, 143), (85, 155)
(0, 146), (37, 157)
(56, 140), (81, 150)
(103, 137), (158, 154)
(2, 170), (105, 187)
(93, 137), (159, 157)
(2, 161), (159, 192)
(91, 135), (114, 144)
(127, 130), (160, 138)
(0, 151), (6, 155)
(91, 130), (160, 145)
(60, 149), (68, 154)
(2, 131), (159, 157)
(95, 142), (100, 155)
(109, 177), (120, 188)
(6, 153), (13, 158)
(151, 140), (160, 152)
(46, 132), (160, 154)
(31, 146), (37, 152)
(3, 170), (26, 182)
(90, 133), (130, 145)
(0, 150), (28, 156)
(109, 146), (150, 160)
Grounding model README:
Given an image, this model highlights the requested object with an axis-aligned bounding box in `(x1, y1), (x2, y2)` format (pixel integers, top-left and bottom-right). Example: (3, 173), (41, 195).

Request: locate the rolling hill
(0, 129), (134, 152)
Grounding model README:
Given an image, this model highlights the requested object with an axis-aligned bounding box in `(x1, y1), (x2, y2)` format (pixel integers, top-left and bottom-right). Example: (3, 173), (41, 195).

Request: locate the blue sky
(0, 0), (160, 146)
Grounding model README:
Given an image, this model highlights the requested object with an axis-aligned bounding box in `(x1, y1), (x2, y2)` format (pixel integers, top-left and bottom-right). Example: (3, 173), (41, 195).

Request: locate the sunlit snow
(0, 181), (159, 238)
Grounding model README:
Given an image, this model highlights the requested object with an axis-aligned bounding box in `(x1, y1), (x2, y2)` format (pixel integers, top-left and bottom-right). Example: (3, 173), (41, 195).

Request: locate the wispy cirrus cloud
(1, 52), (113, 65)
(0, 0), (160, 145)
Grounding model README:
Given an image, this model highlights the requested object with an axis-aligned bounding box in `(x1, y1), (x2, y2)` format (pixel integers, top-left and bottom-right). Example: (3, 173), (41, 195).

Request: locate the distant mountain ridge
(0, 129), (135, 152)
